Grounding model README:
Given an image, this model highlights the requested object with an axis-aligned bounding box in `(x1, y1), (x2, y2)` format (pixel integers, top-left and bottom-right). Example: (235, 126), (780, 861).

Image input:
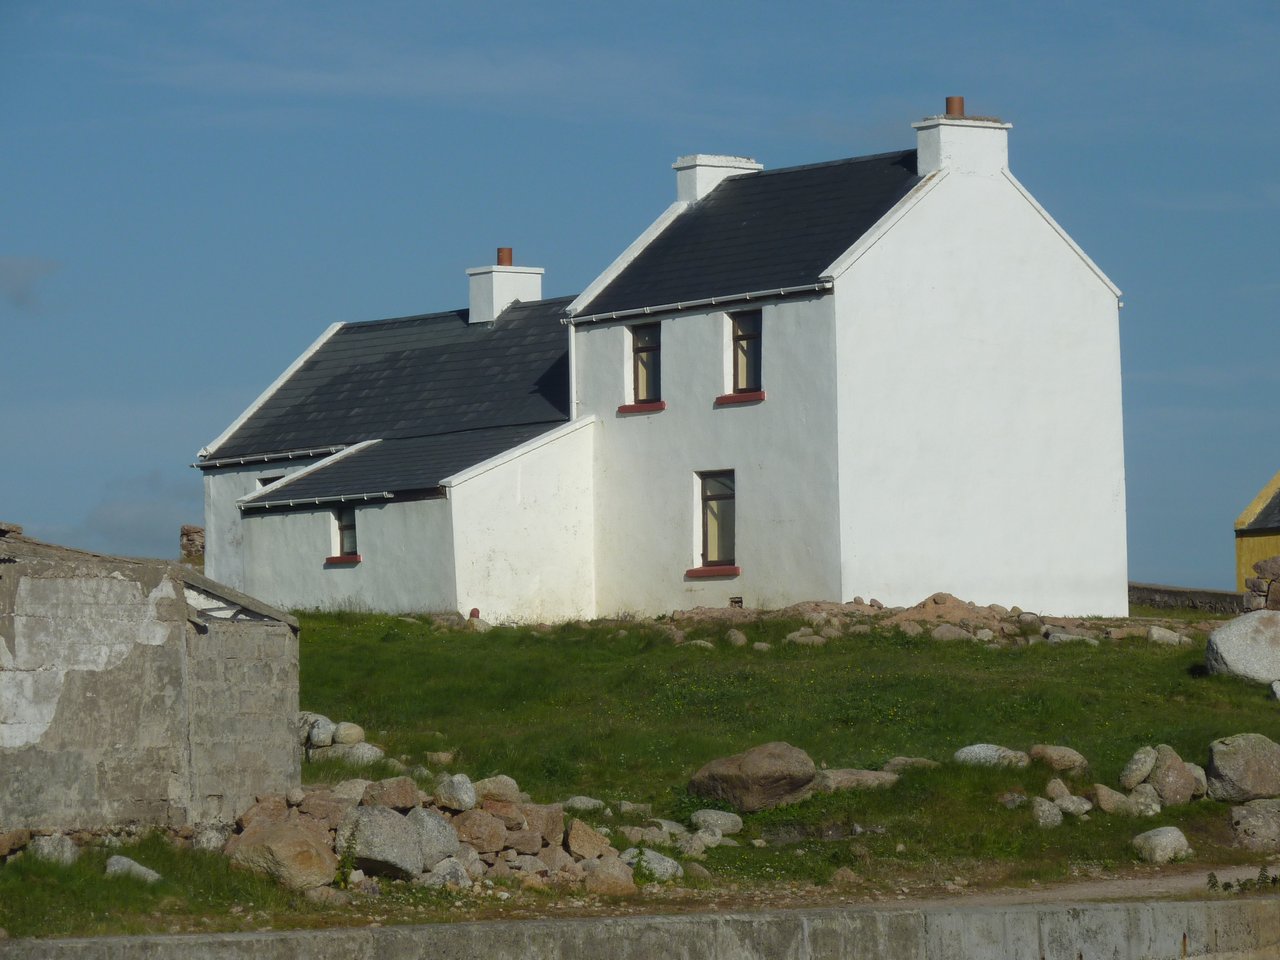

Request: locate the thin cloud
(0, 256), (59, 312)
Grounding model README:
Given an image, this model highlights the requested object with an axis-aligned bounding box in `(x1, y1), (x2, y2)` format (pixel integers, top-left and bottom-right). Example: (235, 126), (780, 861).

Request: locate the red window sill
(714, 390), (766, 407)
(685, 565), (741, 579)
(325, 554), (362, 565)
(617, 401), (667, 415)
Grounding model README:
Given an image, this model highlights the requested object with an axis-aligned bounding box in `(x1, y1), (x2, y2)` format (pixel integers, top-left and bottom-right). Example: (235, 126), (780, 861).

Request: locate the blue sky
(2, 1), (1277, 590)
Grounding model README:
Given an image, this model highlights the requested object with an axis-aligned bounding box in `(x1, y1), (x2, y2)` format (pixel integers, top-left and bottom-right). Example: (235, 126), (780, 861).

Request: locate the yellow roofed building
(1236, 468), (1280, 590)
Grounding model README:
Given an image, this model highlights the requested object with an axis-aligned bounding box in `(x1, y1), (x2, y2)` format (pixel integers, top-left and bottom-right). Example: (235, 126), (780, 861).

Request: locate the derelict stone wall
(0, 558), (298, 833)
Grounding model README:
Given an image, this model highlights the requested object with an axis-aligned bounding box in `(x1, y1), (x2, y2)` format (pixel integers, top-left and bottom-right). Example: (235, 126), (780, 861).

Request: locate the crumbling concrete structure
(0, 521), (299, 832)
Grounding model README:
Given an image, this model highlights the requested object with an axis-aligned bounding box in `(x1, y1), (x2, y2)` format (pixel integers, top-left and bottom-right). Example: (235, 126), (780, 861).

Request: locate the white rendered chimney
(672, 154), (763, 202)
(912, 96), (1012, 177)
(466, 247), (544, 324)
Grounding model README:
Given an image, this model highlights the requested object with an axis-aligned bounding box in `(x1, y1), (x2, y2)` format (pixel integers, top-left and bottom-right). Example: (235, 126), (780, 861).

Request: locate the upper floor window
(732, 311), (762, 393)
(631, 323), (661, 403)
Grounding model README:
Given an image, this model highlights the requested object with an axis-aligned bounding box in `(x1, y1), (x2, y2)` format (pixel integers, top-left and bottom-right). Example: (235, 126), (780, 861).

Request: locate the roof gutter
(193, 445), (347, 470)
(241, 491), (395, 512)
(566, 281), (833, 326)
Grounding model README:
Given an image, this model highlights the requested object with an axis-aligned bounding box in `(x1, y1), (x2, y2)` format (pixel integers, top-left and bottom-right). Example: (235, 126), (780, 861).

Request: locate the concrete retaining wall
(5, 897), (1280, 959)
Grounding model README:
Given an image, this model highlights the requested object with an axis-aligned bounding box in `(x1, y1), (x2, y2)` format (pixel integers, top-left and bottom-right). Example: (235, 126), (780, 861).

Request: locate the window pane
(705, 499), (735, 564)
(703, 474), (734, 498)
(635, 350), (660, 401)
(634, 326), (659, 349)
(734, 313), (761, 338)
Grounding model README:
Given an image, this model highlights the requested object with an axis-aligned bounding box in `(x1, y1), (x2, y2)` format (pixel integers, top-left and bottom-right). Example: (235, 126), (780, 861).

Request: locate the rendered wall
(448, 421), (597, 623)
(203, 461), (318, 591)
(832, 170), (1128, 615)
(239, 498), (457, 614)
(574, 295), (843, 617)
(0, 560), (298, 831)
(1236, 532), (1280, 592)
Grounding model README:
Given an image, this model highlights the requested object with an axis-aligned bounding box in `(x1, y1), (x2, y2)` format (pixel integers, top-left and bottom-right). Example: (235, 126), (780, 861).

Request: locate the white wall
(833, 170), (1127, 615)
(574, 295), (843, 617)
(203, 461), (319, 591)
(238, 498), (458, 614)
(448, 421), (597, 623)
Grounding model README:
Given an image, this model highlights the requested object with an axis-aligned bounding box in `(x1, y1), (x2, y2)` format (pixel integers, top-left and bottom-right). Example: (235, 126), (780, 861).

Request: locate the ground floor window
(335, 505), (358, 557)
(700, 471), (735, 567)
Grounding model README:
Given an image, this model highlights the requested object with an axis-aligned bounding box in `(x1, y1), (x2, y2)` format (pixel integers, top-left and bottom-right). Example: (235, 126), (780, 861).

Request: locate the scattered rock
(1206, 612), (1280, 683)
(406, 807), (460, 869)
(417, 856), (470, 889)
(690, 809), (743, 835)
(1044, 778), (1071, 802)
(784, 630), (827, 647)
(685, 639), (716, 650)
(899, 622), (923, 637)
(751, 642), (772, 652)
(953, 744), (1030, 768)
(581, 856), (636, 895)
(1132, 826), (1191, 864)
(1207, 733), (1280, 802)
(238, 795), (288, 831)
(566, 819), (613, 861)
(1230, 799), (1280, 852)
(520, 803), (565, 846)
(229, 819), (337, 890)
(434, 774), (477, 812)
(931, 624), (974, 642)
(332, 721), (365, 745)
(1087, 783), (1134, 816)
(307, 716), (337, 747)
(1186, 762), (1208, 799)
(451, 810), (508, 854)
(0, 830), (31, 858)
(882, 756), (940, 774)
(330, 779), (373, 803)
(619, 800), (653, 817)
(325, 742), (385, 766)
(726, 629), (748, 647)
(1128, 783), (1162, 817)
(688, 741), (817, 813)
(621, 847), (683, 881)
(482, 800), (528, 831)
(473, 775), (522, 803)
(28, 835), (78, 866)
(361, 777), (420, 811)
(1147, 744), (1198, 806)
(1119, 746), (1158, 791)
(1031, 797), (1063, 828)
(336, 807), (424, 879)
(685, 862), (712, 882)
(104, 855), (161, 884)
(564, 795), (605, 813)
(1147, 625), (1188, 646)
(192, 822), (234, 852)
(298, 790), (357, 830)
(1054, 795), (1093, 817)
(424, 751), (455, 767)
(813, 768), (899, 793)
(997, 791), (1027, 810)
(1029, 744), (1088, 776)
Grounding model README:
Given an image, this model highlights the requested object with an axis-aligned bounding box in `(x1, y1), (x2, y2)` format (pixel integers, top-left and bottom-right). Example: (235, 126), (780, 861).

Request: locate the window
(631, 323), (661, 403)
(731, 311), (761, 393)
(327, 505), (360, 564)
(694, 471), (738, 575)
(716, 311), (765, 406)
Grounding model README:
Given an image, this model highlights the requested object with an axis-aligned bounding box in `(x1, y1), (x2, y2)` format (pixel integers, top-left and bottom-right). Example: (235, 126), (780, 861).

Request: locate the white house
(197, 98), (1128, 620)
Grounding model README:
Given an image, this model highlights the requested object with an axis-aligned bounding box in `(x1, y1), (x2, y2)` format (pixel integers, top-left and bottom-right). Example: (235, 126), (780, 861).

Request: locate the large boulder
(1207, 733), (1280, 802)
(1132, 826), (1191, 864)
(690, 810), (743, 835)
(688, 742), (816, 813)
(1147, 744), (1198, 807)
(565, 819), (613, 861)
(434, 774), (477, 812)
(451, 809), (507, 854)
(1119, 746), (1158, 791)
(337, 807), (424, 879)
(582, 856), (637, 895)
(405, 807), (460, 869)
(1205, 612), (1280, 683)
(1230, 799), (1280, 852)
(229, 818), (337, 890)
(361, 777), (420, 811)
(1029, 744), (1089, 776)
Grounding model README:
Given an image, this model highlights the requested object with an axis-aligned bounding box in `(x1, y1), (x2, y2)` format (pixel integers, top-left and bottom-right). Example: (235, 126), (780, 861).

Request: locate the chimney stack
(672, 154), (763, 203)
(467, 248), (544, 325)
(912, 96), (1011, 177)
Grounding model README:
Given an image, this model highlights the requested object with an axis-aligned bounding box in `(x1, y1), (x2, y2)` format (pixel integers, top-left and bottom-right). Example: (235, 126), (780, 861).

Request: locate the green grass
(0, 833), (309, 938)
(299, 613), (1279, 799)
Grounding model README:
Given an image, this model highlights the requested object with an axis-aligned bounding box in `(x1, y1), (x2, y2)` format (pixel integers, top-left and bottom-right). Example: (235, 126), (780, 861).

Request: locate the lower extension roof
(240, 423), (556, 510)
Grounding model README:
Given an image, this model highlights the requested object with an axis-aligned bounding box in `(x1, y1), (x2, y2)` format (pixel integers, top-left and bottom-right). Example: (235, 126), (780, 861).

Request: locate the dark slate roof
(205, 296), (574, 462)
(575, 150), (920, 318)
(241, 424), (556, 508)
(1244, 487), (1280, 533)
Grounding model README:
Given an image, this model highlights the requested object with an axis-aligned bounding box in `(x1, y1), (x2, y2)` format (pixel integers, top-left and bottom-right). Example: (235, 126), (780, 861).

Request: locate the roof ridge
(339, 294), (579, 331)
(723, 148), (916, 182)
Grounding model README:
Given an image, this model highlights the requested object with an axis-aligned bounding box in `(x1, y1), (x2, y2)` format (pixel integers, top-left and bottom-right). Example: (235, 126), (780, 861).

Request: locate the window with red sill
(715, 310), (765, 406)
(326, 505), (360, 564)
(687, 471), (739, 577)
